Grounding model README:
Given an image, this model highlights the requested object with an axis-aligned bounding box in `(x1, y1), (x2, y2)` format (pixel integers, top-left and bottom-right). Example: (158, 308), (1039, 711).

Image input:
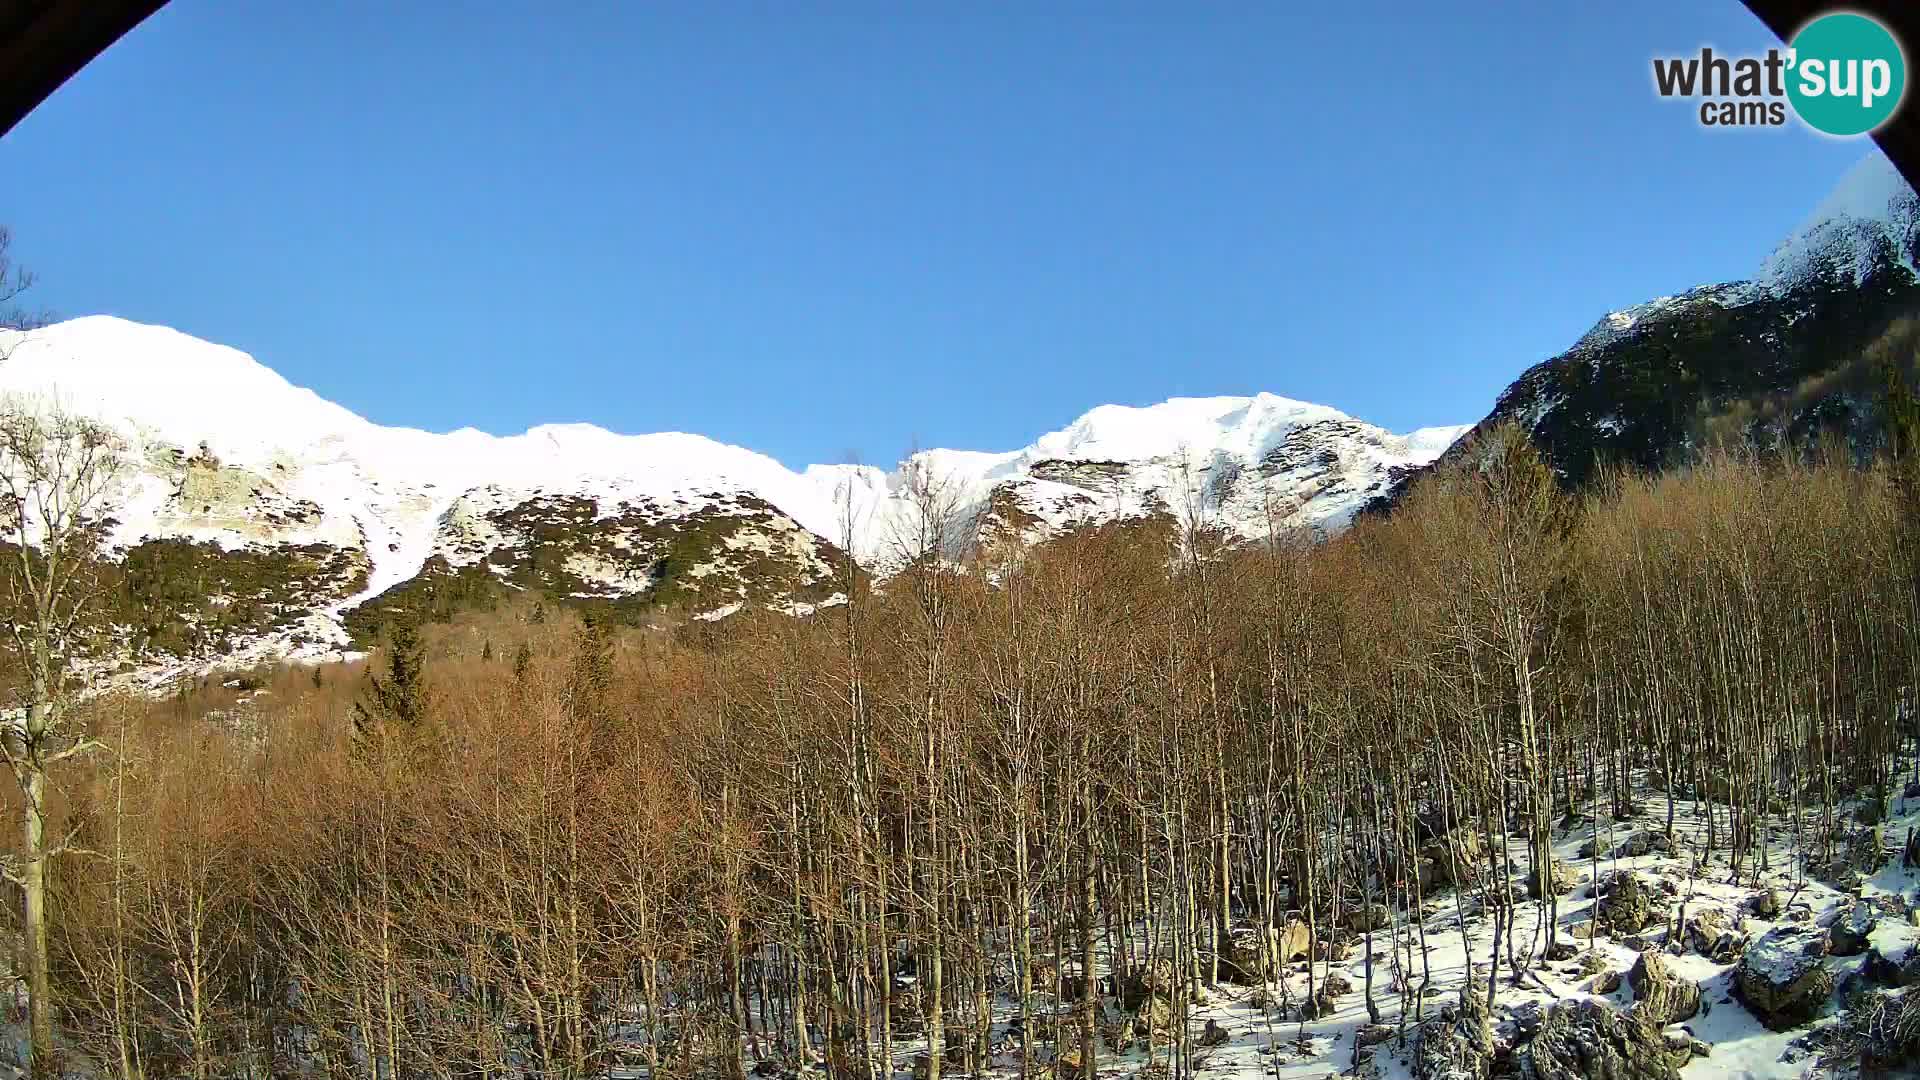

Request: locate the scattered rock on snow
(1629, 950), (1700, 1026)
(1613, 831), (1674, 859)
(1829, 900), (1880, 957)
(1683, 905), (1746, 963)
(1412, 985), (1495, 1080)
(1516, 1000), (1690, 1080)
(1526, 857), (1576, 899)
(1594, 872), (1658, 936)
(1735, 925), (1836, 1030)
(1346, 903), (1391, 934)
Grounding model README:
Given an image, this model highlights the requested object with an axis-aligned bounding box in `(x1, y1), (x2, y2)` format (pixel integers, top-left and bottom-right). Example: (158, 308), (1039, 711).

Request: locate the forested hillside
(18, 392), (1920, 1078)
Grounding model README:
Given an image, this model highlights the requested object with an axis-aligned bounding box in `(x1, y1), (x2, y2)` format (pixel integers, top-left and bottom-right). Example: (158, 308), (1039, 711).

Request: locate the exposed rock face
(1516, 1000), (1690, 1080)
(1735, 925), (1836, 1030)
(1384, 155), (1920, 506)
(1628, 951), (1700, 1027)
(1412, 986), (1495, 1080)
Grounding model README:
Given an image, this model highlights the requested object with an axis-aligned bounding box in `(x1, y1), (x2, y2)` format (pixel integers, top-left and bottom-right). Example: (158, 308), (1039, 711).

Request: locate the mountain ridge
(1385, 149), (1920, 498)
(0, 316), (1465, 675)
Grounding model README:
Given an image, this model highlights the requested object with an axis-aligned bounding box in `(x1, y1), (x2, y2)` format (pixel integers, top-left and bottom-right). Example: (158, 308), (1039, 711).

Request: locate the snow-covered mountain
(0, 316), (1463, 667)
(1400, 150), (1920, 494)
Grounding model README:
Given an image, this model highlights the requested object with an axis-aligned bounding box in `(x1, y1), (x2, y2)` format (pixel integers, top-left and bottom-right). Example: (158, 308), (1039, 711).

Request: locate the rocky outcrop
(1516, 1000), (1690, 1080)
(1735, 925), (1835, 1030)
(1412, 986), (1495, 1080)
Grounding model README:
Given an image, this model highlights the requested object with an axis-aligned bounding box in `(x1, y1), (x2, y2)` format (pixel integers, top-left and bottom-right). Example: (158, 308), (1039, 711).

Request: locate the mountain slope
(0, 317), (1463, 670)
(1404, 151), (1920, 493)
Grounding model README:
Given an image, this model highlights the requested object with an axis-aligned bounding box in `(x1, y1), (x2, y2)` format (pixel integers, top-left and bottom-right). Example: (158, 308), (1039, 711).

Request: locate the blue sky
(0, 1), (1871, 468)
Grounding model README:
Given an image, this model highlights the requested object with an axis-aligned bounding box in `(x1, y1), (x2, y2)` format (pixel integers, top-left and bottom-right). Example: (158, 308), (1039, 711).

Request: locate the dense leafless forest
(5, 407), (1917, 1080)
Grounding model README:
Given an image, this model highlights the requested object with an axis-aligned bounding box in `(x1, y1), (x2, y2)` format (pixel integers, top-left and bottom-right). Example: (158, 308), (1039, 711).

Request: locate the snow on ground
(849, 763), (1920, 1080)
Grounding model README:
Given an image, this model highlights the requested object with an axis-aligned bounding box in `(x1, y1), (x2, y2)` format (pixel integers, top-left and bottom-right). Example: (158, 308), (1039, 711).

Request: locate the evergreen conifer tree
(353, 620), (427, 745)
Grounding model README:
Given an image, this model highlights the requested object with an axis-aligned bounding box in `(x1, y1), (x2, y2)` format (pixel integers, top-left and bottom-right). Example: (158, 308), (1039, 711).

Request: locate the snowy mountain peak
(1758, 150), (1920, 292)
(0, 316), (1463, 670)
(1564, 151), (1917, 362)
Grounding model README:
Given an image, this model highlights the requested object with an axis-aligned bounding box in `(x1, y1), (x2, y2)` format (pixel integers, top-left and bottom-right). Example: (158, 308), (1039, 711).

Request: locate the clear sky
(0, 1), (1873, 469)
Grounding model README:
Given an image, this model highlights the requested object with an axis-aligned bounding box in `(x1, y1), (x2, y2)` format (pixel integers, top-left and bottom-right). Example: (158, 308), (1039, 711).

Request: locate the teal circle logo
(1787, 13), (1906, 136)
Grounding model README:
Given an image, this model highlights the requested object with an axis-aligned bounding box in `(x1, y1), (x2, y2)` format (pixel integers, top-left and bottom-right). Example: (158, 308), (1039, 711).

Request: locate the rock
(1734, 925), (1836, 1030)
(1864, 923), (1920, 987)
(1830, 900), (1879, 957)
(1612, 831), (1673, 859)
(1586, 969), (1624, 995)
(1199, 1019), (1229, 1048)
(1543, 941), (1578, 963)
(1215, 932), (1271, 986)
(1275, 917), (1313, 963)
(1527, 857), (1576, 899)
(1516, 1000), (1690, 1080)
(1118, 957), (1178, 1009)
(1355, 1023), (1394, 1048)
(1319, 970), (1354, 998)
(1594, 872), (1658, 936)
(1054, 1025), (1090, 1074)
(1412, 986), (1495, 1080)
(1136, 995), (1177, 1038)
(1749, 887), (1781, 919)
(1346, 903), (1391, 934)
(1314, 934), (1355, 963)
(1683, 906), (1746, 963)
(1629, 951), (1700, 1026)
(1423, 829), (1484, 890)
